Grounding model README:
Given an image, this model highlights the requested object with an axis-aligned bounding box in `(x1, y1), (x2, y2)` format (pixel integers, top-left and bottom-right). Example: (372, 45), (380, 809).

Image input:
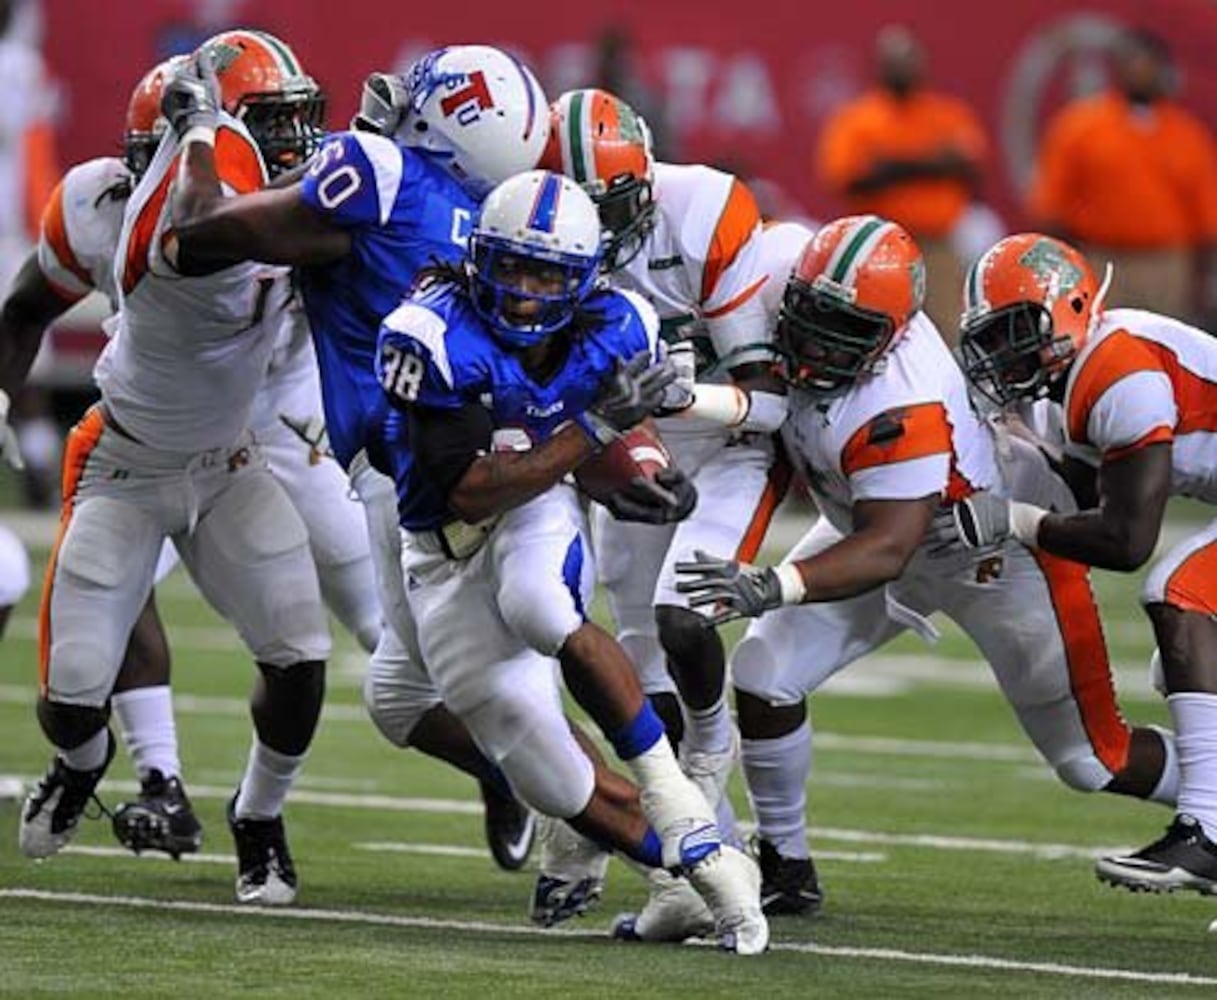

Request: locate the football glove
(604, 468), (698, 525)
(674, 549), (784, 626)
(0, 388), (24, 470)
(161, 48), (221, 140)
(928, 491), (1047, 552)
(577, 350), (676, 448)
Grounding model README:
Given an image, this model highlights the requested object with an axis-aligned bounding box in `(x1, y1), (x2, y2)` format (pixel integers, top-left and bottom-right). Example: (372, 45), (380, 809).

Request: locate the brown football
(574, 421), (671, 503)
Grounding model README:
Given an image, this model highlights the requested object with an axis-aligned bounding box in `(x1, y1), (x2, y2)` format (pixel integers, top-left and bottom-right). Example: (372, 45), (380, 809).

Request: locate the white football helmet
(470, 170), (604, 347)
(397, 45), (549, 198)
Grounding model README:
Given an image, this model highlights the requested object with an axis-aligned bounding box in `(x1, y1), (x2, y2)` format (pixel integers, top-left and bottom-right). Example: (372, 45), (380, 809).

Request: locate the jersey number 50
(380, 343), (426, 403)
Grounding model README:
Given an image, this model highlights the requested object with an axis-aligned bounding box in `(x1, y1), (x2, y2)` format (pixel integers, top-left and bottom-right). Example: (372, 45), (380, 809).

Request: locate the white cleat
(611, 867), (715, 943)
(19, 735), (115, 860)
(686, 844), (770, 956)
(531, 815), (612, 926)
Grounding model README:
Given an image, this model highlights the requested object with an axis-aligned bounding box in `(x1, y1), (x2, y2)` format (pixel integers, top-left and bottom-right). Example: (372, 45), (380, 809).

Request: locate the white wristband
(1009, 500), (1048, 547)
(775, 563), (806, 606)
(681, 383), (749, 427)
(181, 125), (216, 148)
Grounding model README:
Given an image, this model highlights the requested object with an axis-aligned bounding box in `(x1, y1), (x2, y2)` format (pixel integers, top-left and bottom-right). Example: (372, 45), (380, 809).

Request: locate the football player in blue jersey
(162, 43), (548, 872)
(373, 169), (767, 954)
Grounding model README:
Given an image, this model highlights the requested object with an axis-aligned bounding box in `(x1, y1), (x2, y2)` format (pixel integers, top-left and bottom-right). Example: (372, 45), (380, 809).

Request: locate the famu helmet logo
(617, 101), (647, 145)
(204, 41), (244, 74)
(1018, 238), (1082, 293)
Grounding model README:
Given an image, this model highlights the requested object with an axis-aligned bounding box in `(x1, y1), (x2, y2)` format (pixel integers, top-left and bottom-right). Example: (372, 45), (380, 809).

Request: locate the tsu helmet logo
(440, 71), (496, 125)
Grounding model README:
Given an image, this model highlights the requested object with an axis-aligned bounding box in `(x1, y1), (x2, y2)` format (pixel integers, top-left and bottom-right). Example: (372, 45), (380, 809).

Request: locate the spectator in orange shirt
(1029, 29), (1217, 321)
(816, 26), (988, 340)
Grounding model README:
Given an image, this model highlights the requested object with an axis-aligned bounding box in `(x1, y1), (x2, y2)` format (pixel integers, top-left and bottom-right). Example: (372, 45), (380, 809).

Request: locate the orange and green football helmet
(959, 233), (1107, 405)
(776, 215), (926, 396)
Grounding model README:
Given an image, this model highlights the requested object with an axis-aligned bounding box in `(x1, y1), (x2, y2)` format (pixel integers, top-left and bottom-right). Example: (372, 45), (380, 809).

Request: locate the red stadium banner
(36, 0), (1217, 377)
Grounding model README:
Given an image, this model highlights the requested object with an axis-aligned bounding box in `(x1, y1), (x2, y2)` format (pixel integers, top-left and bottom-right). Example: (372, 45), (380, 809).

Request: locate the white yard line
(1, 888), (1212, 987)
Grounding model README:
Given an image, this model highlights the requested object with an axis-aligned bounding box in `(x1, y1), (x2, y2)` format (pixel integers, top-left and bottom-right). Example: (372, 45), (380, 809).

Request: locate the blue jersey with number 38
(376, 280), (659, 530)
(298, 130), (477, 472)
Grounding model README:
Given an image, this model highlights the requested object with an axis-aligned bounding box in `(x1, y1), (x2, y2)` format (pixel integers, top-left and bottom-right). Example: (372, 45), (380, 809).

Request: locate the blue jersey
(297, 130), (477, 472)
(377, 282), (659, 530)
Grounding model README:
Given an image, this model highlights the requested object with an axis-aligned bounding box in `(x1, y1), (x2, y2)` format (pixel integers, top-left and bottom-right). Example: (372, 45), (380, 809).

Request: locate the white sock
(234, 740), (306, 821)
(112, 686), (181, 780)
(62, 727), (111, 773)
(627, 738), (717, 864)
(1147, 724), (1179, 807)
(683, 695), (733, 756)
(1168, 693), (1217, 840)
(741, 723), (812, 859)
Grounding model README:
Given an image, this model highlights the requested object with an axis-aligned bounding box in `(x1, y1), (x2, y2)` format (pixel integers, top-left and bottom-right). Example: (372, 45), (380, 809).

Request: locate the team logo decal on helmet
(776, 215), (924, 397)
(959, 233), (1109, 406)
(469, 170), (603, 348)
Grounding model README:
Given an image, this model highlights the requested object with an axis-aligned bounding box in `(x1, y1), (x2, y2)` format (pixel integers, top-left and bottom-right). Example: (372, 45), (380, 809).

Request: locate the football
(574, 421), (671, 503)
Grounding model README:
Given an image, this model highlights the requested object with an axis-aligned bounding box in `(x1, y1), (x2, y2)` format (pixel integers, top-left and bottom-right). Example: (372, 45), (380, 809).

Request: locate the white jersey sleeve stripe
(351, 131), (405, 227)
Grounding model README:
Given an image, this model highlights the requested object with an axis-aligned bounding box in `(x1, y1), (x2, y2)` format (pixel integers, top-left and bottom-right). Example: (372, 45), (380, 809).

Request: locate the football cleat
(19, 730), (116, 859)
(611, 867), (715, 943)
(685, 844), (770, 956)
(227, 795), (298, 906)
(530, 815), (611, 927)
(479, 778), (536, 872)
(111, 769), (204, 860)
(1096, 814), (1217, 894)
(757, 838), (824, 916)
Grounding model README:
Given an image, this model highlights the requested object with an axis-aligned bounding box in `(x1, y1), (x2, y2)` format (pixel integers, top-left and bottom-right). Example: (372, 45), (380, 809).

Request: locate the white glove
(655, 341), (696, 414)
(161, 48), (221, 140)
(0, 388), (25, 470)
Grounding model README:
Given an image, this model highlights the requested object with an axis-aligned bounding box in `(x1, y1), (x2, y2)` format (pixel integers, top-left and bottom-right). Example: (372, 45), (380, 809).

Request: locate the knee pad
(1054, 753), (1113, 793)
(37, 699), (109, 750)
(656, 604), (720, 669)
(363, 640), (441, 748)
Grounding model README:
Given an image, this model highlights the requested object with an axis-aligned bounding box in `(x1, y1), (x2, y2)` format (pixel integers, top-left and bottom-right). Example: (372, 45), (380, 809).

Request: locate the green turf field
(2, 510), (1216, 998)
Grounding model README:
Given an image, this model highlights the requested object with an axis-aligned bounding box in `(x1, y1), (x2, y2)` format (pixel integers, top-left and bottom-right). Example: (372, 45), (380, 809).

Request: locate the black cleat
(111, 770), (204, 860)
(480, 779), (536, 872)
(757, 837), (824, 916)
(227, 795), (298, 905)
(1096, 814), (1217, 894)
(19, 730), (116, 859)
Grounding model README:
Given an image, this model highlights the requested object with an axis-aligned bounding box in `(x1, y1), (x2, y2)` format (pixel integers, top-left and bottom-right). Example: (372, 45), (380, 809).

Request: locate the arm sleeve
(410, 401), (494, 498)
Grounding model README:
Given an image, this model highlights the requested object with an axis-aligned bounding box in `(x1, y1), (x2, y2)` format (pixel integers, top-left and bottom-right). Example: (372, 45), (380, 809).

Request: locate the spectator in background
(591, 25), (674, 160)
(0, 0), (58, 507)
(1028, 29), (1217, 323)
(816, 25), (987, 341)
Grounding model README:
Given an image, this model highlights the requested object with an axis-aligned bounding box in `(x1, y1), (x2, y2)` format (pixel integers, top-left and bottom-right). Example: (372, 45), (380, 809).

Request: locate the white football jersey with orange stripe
(609, 162), (772, 382)
(101, 112), (292, 453)
(782, 313), (997, 533)
(37, 156), (130, 306)
(1062, 308), (1217, 503)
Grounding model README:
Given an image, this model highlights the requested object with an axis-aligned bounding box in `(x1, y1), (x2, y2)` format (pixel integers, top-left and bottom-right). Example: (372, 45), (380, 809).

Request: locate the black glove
(161, 48), (221, 139)
(577, 350), (677, 447)
(674, 549), (784, 626)
(605, 468), (698, 524)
